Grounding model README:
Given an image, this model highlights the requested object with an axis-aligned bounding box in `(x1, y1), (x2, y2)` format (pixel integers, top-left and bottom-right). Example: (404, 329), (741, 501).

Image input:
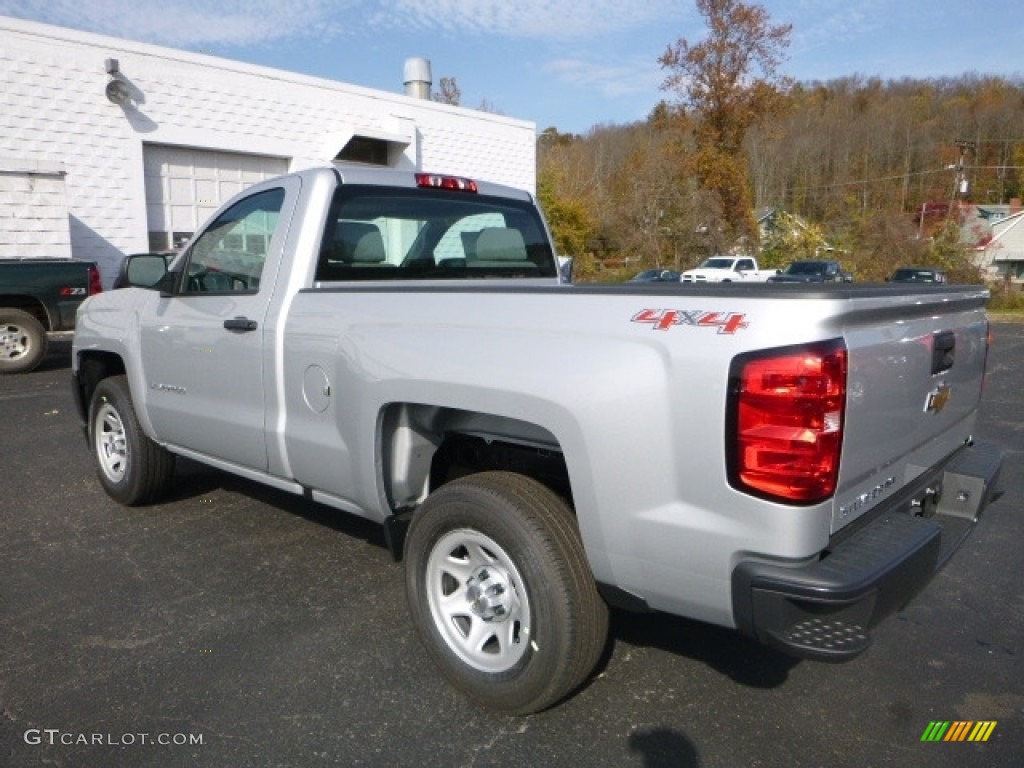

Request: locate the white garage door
(144, 145), (288, 252)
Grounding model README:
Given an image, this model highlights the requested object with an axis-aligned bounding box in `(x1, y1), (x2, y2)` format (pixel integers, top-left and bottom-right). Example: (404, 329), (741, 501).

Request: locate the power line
(784, 165), (1024, 197)
(786, 167), (949, 195)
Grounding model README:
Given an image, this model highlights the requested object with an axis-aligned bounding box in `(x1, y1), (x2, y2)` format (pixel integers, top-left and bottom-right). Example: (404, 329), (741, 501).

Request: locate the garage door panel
(169, 177), (193, 203)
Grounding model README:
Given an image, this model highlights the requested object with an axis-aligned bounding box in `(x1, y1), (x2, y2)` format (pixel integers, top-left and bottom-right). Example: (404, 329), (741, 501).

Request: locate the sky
(2, 1), (1021, 135)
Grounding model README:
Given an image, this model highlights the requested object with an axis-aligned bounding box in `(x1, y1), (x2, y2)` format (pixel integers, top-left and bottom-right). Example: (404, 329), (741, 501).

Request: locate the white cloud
(544, 55), (664, 99)
(367, 0), (679, 41)
(2, 0), (686, 47)
(0, 0), (351, 46)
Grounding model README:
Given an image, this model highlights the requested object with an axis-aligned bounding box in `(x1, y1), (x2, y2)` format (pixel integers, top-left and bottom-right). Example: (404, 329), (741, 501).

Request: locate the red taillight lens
(728, 340), (847, 503)
(88, 264), (103, 295)
(415, 173), (478, 192)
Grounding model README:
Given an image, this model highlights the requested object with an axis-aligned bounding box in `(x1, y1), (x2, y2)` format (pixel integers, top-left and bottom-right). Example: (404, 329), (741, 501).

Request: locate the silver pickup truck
(72, 167), (1003, 714)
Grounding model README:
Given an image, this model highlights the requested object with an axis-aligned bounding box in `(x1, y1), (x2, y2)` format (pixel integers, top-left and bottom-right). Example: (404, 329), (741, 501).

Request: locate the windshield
(315, 186), (557, 281)
(785, 262), (825, 275)
(893, 269), (939, 282)
(699, 258), (735, 269)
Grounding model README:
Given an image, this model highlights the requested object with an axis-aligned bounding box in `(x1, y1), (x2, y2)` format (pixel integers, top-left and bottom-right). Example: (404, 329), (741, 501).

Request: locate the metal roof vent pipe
(403, 57), (432, 100)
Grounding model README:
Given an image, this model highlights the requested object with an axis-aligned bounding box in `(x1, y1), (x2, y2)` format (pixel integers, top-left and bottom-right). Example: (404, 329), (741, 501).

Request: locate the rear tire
(0, 308), (48, 374)
(404, 471), (608, 715)
(90, 375), (174, 505)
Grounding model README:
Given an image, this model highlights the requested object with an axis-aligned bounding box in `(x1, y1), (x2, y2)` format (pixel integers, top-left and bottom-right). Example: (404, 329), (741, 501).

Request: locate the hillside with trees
(537, 1), (1024, 284)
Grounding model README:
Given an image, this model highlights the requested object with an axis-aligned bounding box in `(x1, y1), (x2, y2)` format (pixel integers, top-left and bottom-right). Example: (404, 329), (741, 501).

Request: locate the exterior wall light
(104, 57), (131, 105)
(105, 79), (132, 105)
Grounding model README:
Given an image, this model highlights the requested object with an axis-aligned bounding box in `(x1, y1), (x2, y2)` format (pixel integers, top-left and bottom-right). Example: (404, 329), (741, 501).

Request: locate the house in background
(0, 16), (536, 285)
(972, 205), (1024, 285)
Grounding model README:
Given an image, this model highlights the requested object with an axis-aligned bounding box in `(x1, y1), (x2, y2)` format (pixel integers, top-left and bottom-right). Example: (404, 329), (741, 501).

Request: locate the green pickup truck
(0, 258), (102, 373)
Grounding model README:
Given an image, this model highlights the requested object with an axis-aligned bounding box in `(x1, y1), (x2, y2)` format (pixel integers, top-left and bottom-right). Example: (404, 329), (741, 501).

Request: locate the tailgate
(831, 287), (991, 533)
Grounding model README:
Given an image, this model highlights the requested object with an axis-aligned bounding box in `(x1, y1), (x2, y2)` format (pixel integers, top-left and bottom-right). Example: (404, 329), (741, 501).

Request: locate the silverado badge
(924, 383), (952, 414)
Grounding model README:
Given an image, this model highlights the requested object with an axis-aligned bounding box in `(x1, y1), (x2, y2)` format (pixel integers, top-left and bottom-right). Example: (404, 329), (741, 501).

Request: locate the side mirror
(116, 253), (170, 289)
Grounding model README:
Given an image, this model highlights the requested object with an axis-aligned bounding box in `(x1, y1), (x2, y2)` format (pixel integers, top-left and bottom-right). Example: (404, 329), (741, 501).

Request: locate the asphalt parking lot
(2, 326), (1022, 768)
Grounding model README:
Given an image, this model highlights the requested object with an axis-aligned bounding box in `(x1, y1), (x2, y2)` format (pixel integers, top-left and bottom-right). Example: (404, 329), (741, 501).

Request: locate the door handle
(224, 316), (258, 332)
(931, 331), (955, 374)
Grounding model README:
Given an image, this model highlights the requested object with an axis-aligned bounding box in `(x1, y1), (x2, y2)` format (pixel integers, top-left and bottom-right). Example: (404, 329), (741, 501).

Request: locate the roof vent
(403, 58), (432, 100)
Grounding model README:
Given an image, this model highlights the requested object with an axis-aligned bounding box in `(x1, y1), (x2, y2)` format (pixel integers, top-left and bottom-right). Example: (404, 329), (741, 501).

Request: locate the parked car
(680, 256), (774, 283)
(629, 268), (681, 282)
(767, 259), (853, 284)
(0, 258), (102, 373)
(889, 266), (946, 284)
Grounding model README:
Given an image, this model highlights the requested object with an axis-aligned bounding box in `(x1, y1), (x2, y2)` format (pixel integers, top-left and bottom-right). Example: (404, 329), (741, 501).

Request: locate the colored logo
(920, 721), (997, 742)
(632, 309), (749, 334)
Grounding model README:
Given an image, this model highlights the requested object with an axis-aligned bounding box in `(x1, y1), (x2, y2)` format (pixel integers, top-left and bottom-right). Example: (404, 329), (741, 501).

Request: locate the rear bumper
(731, 441), (1003, 661)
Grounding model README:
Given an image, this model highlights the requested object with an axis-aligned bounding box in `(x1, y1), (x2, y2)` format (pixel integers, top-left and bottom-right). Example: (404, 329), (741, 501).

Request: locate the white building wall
(0, 159), (71, 258)
(0, 16), (536, 285)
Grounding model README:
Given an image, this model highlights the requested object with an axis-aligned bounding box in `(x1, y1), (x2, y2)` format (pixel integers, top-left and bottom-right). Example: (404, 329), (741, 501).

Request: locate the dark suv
(889, 266), (946, 284)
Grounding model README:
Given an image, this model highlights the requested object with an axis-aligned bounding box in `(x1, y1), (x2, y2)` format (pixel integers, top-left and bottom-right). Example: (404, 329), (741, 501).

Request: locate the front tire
(404, 471), (609, 714)
(0, 308), (48, 374)
(90, 375), (174, 505)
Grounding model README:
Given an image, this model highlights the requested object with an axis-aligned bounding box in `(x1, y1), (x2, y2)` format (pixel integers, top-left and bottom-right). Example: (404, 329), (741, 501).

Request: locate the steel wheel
(94, 400), (129, 484)
(424, 528), (532, 673)
(89, 375), (174, 505)
(0, 309), (47, 374)
(404, 471), (609, 714)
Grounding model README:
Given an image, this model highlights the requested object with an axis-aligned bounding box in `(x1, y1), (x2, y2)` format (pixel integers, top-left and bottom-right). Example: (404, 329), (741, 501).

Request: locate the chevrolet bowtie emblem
(925, 383), (952, 413)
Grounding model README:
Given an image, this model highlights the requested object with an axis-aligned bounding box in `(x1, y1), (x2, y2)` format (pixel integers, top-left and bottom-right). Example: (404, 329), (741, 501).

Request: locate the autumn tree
(758, 210), (829, 269)
(537, 163), (596, 262)
(659, 0), (792, 243)
(433, 77), (461, 106)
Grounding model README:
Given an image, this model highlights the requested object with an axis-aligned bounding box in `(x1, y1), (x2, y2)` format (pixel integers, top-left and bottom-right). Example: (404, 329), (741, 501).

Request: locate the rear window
(315, 185), (556, 281)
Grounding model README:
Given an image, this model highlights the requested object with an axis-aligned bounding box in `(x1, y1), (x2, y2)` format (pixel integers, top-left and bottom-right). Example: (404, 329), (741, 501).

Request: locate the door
(139, 180), (296, 470)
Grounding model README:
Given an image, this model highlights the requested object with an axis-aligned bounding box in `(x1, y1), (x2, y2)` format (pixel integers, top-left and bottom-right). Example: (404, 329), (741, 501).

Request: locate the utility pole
(951, 139), (976, 207)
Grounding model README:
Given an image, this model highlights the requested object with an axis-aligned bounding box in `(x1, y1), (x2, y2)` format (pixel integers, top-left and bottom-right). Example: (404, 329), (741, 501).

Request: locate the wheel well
(0, 296), (50, 329)
(379, 404), (573, 561)
(380, 403), (571, 511)
(75, 352), (127, 421)
(430, 433), (572, 502)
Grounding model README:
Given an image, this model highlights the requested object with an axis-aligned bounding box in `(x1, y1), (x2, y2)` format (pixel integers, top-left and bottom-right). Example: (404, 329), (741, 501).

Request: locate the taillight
(727, 339), (847, 504)
(415, 173), (478, 192)
(88, 264), (103, 295)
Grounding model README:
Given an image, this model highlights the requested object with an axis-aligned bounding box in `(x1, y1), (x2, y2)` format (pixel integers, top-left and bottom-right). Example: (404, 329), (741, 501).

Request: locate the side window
(182, 188), (285, 294)
(737, 259), (754, 271)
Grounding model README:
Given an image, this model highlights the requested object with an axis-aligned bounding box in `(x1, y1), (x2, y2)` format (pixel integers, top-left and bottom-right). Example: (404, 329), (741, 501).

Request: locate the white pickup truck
(680, 255), (775, 283)
(72, 167), (1003, 714)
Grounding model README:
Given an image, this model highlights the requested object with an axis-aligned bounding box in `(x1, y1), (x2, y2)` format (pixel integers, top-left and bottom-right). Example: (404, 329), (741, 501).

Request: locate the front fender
(72, 289), (160, 441)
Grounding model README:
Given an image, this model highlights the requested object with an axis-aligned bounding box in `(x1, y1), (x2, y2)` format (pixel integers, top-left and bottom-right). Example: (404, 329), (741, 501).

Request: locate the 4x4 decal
(632, 309), (749, 334)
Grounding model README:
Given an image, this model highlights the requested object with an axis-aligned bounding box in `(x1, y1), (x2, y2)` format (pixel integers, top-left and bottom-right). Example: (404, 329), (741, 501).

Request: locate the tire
(404, 471), (609, 715)
(0, 308), (48, 374)
(89, 375), (175, 505)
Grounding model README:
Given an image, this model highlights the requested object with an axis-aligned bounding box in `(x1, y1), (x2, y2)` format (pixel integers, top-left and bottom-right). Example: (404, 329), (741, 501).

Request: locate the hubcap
(0, 323), (30, 360)
(465, 566), (513, 621)
(95, 402), (128, 483)
(425, 529), (530, 673)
